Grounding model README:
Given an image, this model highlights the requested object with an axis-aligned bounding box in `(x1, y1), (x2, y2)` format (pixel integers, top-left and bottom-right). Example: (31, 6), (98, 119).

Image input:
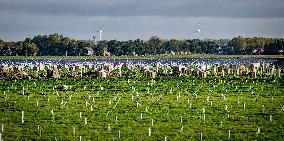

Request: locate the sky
(0, 0), (284, 41)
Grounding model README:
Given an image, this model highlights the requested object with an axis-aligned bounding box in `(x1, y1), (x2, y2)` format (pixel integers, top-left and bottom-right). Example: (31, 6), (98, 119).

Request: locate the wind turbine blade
(201, 33), (205, 39)
(99, 22), (106, 30)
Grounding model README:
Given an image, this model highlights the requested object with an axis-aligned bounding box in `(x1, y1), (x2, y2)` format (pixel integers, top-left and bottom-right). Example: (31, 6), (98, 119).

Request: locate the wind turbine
(95, 22), (106, 41)
(192, 22), (205, 40)
(195, 22), (201, 33)
(96, 30), (103, 41)
(93, 35), (96, 43)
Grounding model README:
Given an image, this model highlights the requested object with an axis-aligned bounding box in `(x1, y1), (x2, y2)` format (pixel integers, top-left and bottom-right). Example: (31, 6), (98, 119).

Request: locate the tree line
(0, 33), (283, 56)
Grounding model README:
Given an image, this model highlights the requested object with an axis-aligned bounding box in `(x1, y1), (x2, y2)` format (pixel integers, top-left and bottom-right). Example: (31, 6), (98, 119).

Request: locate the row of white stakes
(5, 88), (280, 140)
(87, 89), (276, 138)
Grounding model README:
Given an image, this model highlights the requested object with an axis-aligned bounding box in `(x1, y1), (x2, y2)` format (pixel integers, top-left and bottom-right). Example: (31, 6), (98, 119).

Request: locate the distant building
(218, 45), (227, 54)
(103, 50), (111, 56)
(3, 48), (12, 56)
(86, 47), (94, 56)
(103, 47), (111, 56)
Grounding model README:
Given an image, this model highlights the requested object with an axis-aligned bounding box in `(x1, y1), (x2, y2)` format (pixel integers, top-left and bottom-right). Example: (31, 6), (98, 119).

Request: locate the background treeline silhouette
(0, 33), (283, 56)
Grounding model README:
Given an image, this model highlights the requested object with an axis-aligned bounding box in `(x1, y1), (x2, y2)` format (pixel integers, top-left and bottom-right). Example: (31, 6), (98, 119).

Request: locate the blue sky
(0, 0), (284, 41)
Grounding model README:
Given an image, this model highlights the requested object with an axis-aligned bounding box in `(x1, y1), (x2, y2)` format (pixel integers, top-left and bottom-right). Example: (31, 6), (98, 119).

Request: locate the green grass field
(0, 76), (284, 140)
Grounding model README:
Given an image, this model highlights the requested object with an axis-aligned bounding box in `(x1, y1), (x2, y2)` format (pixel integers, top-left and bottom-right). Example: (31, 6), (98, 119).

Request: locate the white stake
(209, 101), (212, 106)
(107, 124), (111, 131)
(131, 95), (134, 100)
(118, 131), (121, 138)
(90, 105), (93, 111)
(228, 130), (231, 138)
(3, 91), (5, 100)
(243, 103), (246, 109)
(180, 116), (183, 123)
(206, 96), (209, 102)
(225, 105), (228, 111)
(220, 121), (223, 128)
(37, 101), (39, 107)
(257, 127), (260, 134)
(200, 133), (203, 140)
(176, 94), (179, 101)
(13, 101), (17, 108)
(0, 133), (2, 141)
(151, 119), (154, 126)
(221, 94), (226, 100)
(79, 136), (82, 141)
(22, 111), (24, 124)
(189, 103), (192, 109)
(148, 128), (151, 136)
(1, 124), (3, 133)
(80, 112), (82, 118)
(51, 109), (55, 120)
(180, 126), (183, 132)
(165, 137), (167, 141)
(269, 115), (272, 122)
(262, 105), (265, 114)
(73, 127), (75, 135)
(116, 116), (118, 122)
(113, 97), (121, 109)
(84, 117), (87, 125)
(140, 113), (143, 119)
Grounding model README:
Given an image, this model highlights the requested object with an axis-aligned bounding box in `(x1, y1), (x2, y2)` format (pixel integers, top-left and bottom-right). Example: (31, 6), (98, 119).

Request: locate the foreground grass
(0, 55), (284, 59)
(0, 76), (284, 140)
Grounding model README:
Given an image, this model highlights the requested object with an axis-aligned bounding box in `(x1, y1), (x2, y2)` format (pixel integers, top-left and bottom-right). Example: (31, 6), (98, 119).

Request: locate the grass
(0, 55), (284, 59)
(0, 76), (283, 140)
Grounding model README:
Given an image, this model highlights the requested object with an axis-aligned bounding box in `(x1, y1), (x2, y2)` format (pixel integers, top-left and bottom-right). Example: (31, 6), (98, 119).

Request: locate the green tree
(133, 39), (146, 55)
(22, 38), (38, 56)
(147, 36), (164, 55)
(77, 40), (92, 56)
(0, 38), (4, 49)
(2, 41), (17, 56)
(229, 36), (247, 54)
(95, 40), (108, 56)
(108, 40), (122, 56)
